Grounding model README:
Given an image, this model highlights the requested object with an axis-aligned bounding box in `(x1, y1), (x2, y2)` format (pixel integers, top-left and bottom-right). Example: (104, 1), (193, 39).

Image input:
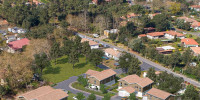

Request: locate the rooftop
(8, 38), (30, 50)
(18, 86), (68, 100)
(164, 31), (184, 37)
(190, 47), (200, 55)
(147, 32), (165, 37)
(190, 5), (200, 8)
(119, 86), (135, 93)
(86, 69), (116, 81)
(119, 74), (154, 87)
(147, 88), (173, 100)
(81, 38), (99, 46)
(104, 48), (121, 58)
(177, 17), (196, 23)
(138, 34), (147, 37)
(181, 38), (199, 45)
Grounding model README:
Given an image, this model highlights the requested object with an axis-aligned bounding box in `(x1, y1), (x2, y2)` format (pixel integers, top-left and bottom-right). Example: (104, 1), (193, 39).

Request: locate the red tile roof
(190, 47), (200, 55)
(147, 88), (173, 100)
(86, 69), (116, 81)
(181, 38), (199, 45)
(138, 34), (147, 37)
(147, 32), (165, 37)
(190, 5), (200, 8)
(119, 86), (135, 93)
(85, 69), (99, 76)
(18, 86), (68, 100)
(127, 13), (139, 18)
(191, 21), (200, 27)
(119, 74), (154, 87)
(81, 38), (99, 46)
(104, 48), (121, 58)
(8, 38), (30, 50)
(164, 31), (184, 37)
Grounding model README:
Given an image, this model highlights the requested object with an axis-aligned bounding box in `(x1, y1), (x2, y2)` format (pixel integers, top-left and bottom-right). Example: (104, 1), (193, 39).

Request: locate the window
(135, 86), (138, 89)
(94, 80), (96, 84)
(120, 82), (122, 86)
(139, 88), (141, 92)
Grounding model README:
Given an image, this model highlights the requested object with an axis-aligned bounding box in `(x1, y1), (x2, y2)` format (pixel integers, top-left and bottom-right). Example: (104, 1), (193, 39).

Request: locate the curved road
(77, 33), (200, 87)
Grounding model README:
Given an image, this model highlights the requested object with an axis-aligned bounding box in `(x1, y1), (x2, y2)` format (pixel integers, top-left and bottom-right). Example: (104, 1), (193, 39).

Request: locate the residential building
(81, 38), (99, 49)
(190, 5), (200, 12)
(190, 47), (200, 56)
(104, 29), (118, 37)
(118, 74), (154, 97)
(143, 88), (174, 100)
(147, 32), (165, 39)
(177, 17), (200, 30)
(164, 31), (185, 39)
(104, 48), (121, 60)
(17, 86), (68, 100)
(85, 69), (116, 89)
(7, 38), (30, 53)
(138, 34), (147, 38)
(6, 35), (17, 43)
(156, 46), (175, 54)
(181, 38), (199, 47)
(127, 13), (139, 19)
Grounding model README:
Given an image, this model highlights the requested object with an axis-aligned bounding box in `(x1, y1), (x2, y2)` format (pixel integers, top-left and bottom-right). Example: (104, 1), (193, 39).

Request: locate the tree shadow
(43, 66), (61, 74)
(74, 62), (88, 69)
(56, 57), (68, 64)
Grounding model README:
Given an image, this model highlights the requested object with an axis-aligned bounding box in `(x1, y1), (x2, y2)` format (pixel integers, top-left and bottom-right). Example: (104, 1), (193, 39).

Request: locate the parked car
(73, 96), (77, 100)
(93, 34), (99, 38)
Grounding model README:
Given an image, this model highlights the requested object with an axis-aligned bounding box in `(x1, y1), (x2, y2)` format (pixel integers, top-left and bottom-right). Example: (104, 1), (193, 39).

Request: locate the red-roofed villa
(7, 38), (30, 53)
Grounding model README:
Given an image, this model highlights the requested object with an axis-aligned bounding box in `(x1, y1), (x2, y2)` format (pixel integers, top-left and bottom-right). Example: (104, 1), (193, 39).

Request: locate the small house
(164, 31), (185, 39)
(147, 32), (165, 39)
(138, 34), (147, 38)
(156, 46), (175, 54)
(181, 38), (199, 48)
(81, 38), (99, 49)
(104, 29), (118, 37)
(86, 69), (116, 90)
(7, 38), (30, 53)
(17, 86), (68, 100)
(104, 48), (121, 60)
(190, 5), (200, 12)
(190, 47), (200, 56)
(6, 35), (17, 43)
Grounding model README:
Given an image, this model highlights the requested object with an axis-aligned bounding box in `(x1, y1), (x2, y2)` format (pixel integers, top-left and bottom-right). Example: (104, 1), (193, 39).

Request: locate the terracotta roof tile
(81, 38), (99, 46)
(119, 74), (154, 87)
(119, 86), (135, 93)
(8, 38), (30, 50)
(190, 5), (200, 8)
(190, 47), (200, 55)
(181, 38), (199, 45)
(104, 48), (121, 58)
(87, 69), (116, 81)
(18, 86), (68, 100)
(85, 69), (100, 76)
(138, 34), (147, 37)
(147, 32), (165, 37)
(164, 31), (184, 37)
(147, 88), (172, 100)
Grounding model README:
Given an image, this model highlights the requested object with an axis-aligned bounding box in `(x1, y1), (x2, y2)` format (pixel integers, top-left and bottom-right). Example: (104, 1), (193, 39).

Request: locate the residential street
(77, 33), (200, 87)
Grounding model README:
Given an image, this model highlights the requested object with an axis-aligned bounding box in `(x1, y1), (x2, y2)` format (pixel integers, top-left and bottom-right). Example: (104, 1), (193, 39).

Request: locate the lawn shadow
(43, 66), (61, 74)
(56, 57), (68, 64)
(74, 62), (88, 69)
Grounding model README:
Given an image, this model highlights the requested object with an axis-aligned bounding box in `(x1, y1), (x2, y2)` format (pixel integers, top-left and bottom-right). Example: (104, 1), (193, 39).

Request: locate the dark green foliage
(102, 94), (111, 100)
(157, 71), (184, 94)
(60, 20), (69, 29)
(147, 68), (157, 82)
(76, 92), (85, 100)
(129, 38), (146, 53)
(82, 41), (91, 62)
(68, 46), (79, 69)
(129, 93), (137, 100)
(50, 42), (61, 64)
(62, 39), (74, 56)
(130, 5), (145, 14)
(176, 19), (191, 31)
(109, 33), (118, 41)
(182, 85), (199, 100)
(0, 85), (10, 97)
(100, 84), (107, 94)
(87, 93), (96, 100)
(77, 76), (88, 87)
(152, 14), (171, 31)
(181, 49), (193, 66)
(88, 49), (104, 66)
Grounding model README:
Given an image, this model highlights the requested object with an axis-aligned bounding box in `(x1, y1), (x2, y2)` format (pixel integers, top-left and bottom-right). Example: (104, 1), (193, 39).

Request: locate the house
(143, 88), (174, 100)
(0, 19), (8, 26)
(164, 31), (185, 39)
(191, 21), (200, 31)
(190, 47), (200, 56)
(181, 38), (199, 47)
(81, 38), (99, 49)
(118, 74), (154, 97)
(7, 38), (30, 53)
(104, 48), (121, 60)
(143, 71), (161, 77)
(17, 86), (68, 100)
(190, 5), (200, 12)
(156, 46), (175, 54)
(127, 13), (139, 19)
(138, 34), (147, 38)
(85, 69), (116, 90)
(147, 32), (165, 39)
(6, 35), (17, 43)
(104, 29), (118, 37)
(177, 17), (200, 30)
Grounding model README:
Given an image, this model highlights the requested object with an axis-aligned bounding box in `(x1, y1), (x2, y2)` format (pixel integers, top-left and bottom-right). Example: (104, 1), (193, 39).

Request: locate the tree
(147, 68), (157, 82)
(169, 51), (181, 68)
(100, 84), (107, 94)
(129, 93), (137, 100)
(77, 76), (88, 87)
(129, 38), (145, 53)
(50, 42), (60, 64)
(102, 94), (111, 100)
(128, 56), (141, 76)
(34, 53), (50, 77)
(119, 53), (132, 73)
(87, 93), (96, 100)
(182, 85), (199, 100)
(88, 49), (104, 66)
(74, 35), (82, 53)
(76, 92), (85, 100)
(152, 14), (171, 31)
(82, 41), (91, 62)
(62, 39), (74, 56)
(109, 33), (118, 41)
(68, 47), (79, 69)
(182, 49), (193, 66)
(169, 2), (181, 15)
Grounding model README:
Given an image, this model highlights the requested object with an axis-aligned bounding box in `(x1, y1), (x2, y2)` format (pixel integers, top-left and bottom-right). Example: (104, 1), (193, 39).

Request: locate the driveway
(77, 33), (200, 87)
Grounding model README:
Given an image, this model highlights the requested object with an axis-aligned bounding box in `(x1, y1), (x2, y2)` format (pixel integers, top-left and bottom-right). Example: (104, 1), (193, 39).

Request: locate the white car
(73, 96), (77, 100)
(93, 34), (99, 38)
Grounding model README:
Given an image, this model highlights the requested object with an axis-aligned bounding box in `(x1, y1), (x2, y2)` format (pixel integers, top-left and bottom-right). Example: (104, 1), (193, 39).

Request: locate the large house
(190, 5), (200, 12)
(85, 69), (116, 90)
(181, 38), (199, 47)
(104, 48), (121, 60)
(17, 86), (68, 100)
(118, 74), (154, 97)
(81, 38), (99, 49)
(147, 32), (165, 39)
(104, 29), (118, 37)
(143, 88), (174, 100)
(7, 38), (30, 53)
(190, 47), (200, 56)
(164, 31), (185, 39)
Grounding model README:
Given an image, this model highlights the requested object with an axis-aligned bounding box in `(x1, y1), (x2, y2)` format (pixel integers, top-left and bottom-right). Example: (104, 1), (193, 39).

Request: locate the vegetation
(76, 92), (85, 100)
(129, 93), (137, 100)
(77, 76), (88, 87)
(182, 85), (200, 100)
(87, 93), (96, 100)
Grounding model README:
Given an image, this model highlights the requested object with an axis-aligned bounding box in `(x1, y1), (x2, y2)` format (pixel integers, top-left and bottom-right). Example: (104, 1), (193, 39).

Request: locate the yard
(43, 56), (102, 83)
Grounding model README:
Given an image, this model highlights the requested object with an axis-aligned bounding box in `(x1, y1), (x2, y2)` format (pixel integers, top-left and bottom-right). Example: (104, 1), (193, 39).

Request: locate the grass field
(43, 56), (102, 83)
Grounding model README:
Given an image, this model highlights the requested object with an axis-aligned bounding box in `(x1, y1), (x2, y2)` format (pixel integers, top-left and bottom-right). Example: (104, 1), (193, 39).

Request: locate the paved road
(176, 29), (200, 37)
(77, 33), (200, 87)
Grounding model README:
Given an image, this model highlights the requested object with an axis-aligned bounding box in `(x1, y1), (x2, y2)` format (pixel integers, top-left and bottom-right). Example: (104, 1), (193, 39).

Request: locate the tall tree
(88, 49), (104, 66)
(76, 92), (85, 100)
(87, 93), (96, 100)
(82, 41), (91, 62)
(147, 68), (157, 82)
(128, 56), (141, 76)
(152, 14), (171, 31)
(119, 53), (132, 73)
(68, 47), (79, 69)
(182, 49), (193, 66)
(50, 42), (60, 64)
(102, 94), (111, 100)
(182, 85), (199, 100)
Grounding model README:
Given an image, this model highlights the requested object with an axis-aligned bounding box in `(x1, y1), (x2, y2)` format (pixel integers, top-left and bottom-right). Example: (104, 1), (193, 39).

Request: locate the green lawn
(43, 56), (102, 83)
(68, 93), (77, 100)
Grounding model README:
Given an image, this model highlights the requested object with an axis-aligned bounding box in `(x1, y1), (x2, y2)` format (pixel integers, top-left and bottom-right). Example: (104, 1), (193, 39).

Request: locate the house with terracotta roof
(7, 38), (30, 53)
(104, 48), (122, 60)
(177, 17), (200, 30)
(127, 13), (139, 19)
(85, 69), (116, 89)
(147, 32), (165, 39)
(181, 38), (199, 48)
(118, 74), (154, 97)
(17, 86), (68, 100)
(190, 47), (200, 56)
(138, 34), (147, 38)
(81, 38), (99, 49)
(143, 88), (174, 100)
(190, 5), (200, 12)
(164, 31), (185, 39)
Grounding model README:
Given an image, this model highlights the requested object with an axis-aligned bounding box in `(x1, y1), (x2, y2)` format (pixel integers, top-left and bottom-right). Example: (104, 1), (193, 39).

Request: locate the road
(176, 29), (200, 37)
(77, 33), (200, 87)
